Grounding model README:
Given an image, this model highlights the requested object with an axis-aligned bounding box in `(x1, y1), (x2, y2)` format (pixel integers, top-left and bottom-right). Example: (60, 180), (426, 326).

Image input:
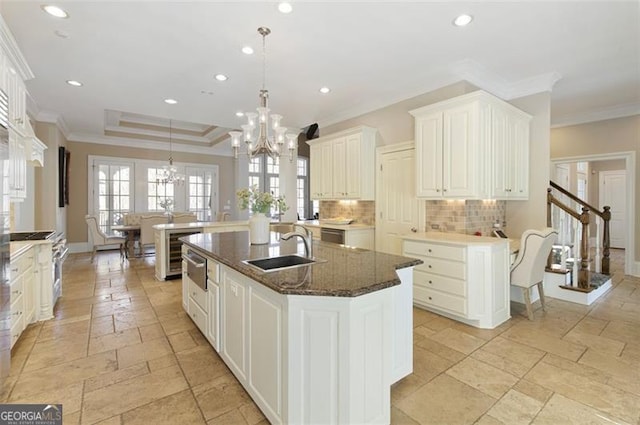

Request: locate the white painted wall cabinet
(308, 126), (378, 200)
(410, 90), (531, 200)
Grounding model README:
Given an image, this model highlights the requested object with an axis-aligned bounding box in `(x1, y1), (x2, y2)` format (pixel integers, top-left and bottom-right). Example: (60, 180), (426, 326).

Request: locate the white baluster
(572, 218), (580, 286)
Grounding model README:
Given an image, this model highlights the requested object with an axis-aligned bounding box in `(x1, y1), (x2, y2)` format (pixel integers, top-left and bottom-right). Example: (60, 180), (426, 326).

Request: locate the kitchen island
(181, 231), (421, 425)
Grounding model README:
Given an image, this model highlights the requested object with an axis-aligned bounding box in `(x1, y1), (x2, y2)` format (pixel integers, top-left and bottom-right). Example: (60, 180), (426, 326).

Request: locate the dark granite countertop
(180, 231), (422, 297)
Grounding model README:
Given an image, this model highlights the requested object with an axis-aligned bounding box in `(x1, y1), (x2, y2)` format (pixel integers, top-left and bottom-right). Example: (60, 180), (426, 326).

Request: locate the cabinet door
(344, 133), (362, 198)
(9, 130), (27, 200)
(442, 103), (477, 198)
(207, 280), (220, 352)
(222, 269), (247, 382)
(415, 112), (443, 197)
(510, 117), (530, 199)
(490, 106), (511, 198)
(332, 137), (347, 198)
(310, 142), (333, 199)
(248, 286), (283, 421)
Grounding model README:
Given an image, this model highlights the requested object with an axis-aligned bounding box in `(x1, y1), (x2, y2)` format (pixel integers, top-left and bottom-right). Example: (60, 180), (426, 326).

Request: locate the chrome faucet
(281, 224), (313, 258)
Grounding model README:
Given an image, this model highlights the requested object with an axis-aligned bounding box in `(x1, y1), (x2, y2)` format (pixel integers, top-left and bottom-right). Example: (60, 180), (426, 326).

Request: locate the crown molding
(0, 15), (34, 81)
(35, 111), (71, 139)
(551, 102), (640, 128)
(66, 132), (234, 157)
(451, 59), (562, 100)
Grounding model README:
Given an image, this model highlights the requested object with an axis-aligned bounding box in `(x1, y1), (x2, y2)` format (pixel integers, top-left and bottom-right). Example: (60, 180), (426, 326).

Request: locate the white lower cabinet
(184, 255), (412, 424)
(403, 234), (510, 329)
(10, 246), (35, 348)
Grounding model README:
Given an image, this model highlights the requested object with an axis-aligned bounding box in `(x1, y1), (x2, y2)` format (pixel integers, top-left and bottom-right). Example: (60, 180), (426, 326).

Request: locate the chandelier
(229, 27), (297, 162)
(157, 119), (185, 185)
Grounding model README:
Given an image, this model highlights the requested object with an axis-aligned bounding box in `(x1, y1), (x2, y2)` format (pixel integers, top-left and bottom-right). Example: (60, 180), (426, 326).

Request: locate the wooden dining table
(112, 224), (140, 258)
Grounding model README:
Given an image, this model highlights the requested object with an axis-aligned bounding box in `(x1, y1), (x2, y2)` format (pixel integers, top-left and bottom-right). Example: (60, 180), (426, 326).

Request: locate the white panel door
(332, 137), (347, 198)
(599, 170), (626, 249)
(414, 113), (442, 197)
(376, 144), (422, 255)
(443, 102), (477, 198)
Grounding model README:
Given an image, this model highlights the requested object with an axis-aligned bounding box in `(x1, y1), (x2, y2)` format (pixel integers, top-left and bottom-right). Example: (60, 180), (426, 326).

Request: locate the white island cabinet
(402, 232), (510, 329)
(181, 232), (418, 425)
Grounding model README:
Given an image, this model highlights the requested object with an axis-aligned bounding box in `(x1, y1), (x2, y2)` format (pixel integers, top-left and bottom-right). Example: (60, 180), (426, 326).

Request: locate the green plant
(237, 186), (288, 215)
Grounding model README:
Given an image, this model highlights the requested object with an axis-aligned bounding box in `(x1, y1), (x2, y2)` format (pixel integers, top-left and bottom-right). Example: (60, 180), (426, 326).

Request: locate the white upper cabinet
(410, 90), (531, 200)
(308, 126), (377, 201)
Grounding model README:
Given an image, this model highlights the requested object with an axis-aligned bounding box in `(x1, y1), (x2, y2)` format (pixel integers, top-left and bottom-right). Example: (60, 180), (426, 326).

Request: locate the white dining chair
(85, 215), (126, 262)
(510, 228), (558, 320)
(139, 215), (169, 256)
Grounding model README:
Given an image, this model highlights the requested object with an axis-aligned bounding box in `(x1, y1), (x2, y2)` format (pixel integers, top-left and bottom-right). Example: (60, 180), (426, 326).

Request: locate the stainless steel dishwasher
(320, 227), (345, 244)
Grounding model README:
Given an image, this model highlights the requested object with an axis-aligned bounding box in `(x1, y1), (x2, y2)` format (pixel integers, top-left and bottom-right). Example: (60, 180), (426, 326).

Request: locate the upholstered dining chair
(172, 212), (198, 224)
(85, 215), (127, 262)
(510, 228), (558, 320)
(139, 215), (169, 256)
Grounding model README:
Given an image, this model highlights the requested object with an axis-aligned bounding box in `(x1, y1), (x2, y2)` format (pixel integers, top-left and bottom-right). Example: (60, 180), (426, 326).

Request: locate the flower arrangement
(237, 186), (288, 215)
(159, 198), (174, 212)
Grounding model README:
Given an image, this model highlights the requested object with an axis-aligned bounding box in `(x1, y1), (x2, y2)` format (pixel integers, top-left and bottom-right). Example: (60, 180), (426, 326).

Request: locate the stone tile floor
(1, 249), (638, 424)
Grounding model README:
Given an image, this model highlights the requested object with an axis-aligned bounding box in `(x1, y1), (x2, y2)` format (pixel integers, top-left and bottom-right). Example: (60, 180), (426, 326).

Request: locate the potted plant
(237, 186), (288, 244)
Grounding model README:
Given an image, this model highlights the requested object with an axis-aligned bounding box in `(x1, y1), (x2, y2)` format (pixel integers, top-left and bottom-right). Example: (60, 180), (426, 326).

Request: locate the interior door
(376, 143), (422, 255)
(599, 170), (626, 249)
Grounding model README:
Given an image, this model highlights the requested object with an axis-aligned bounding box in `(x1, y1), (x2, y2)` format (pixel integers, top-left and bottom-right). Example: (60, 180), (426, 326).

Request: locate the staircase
(544, 181), (613, 305)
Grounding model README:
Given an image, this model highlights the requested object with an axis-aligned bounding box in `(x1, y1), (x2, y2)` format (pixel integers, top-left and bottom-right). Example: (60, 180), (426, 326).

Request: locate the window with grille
(297, 157), (308, 220)
(187, 167), (215, 221)
(95, 160), (134, 233)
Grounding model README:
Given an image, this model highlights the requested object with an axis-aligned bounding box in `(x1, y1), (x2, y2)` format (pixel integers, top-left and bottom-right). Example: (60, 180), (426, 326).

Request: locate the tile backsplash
(319, 200), (375, 225)
(425, 200), (506, 236)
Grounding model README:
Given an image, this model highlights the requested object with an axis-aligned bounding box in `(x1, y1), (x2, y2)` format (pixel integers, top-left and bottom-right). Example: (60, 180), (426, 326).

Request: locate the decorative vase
(249, 213), (270, 245)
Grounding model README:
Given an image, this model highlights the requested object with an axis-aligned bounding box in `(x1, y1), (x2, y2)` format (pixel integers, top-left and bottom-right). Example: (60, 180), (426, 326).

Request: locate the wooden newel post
(601, 206), (611, 275)
(547, 188), (553, 269)
(578, 207), (590, 289)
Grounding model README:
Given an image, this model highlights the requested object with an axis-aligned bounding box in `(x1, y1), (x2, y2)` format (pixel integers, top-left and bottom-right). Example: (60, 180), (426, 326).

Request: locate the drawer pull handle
(428, 280), (432, 284)
(428, 265), (432, 268)
(428, 249), (432, 253)
(428, 296), (432, 300)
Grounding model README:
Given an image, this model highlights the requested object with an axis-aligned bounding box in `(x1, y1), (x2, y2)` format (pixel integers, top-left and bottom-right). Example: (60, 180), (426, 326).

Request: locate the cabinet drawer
(10, 294), (23, 327)
(10, 311), (24, 348)
(188, 297), (208, 334)
(207, 260), (220, 283)
(10, 252), (33, 276)
(188, 280), (208, 312)
(10, 277), (23, 302)
(415, 257), (465, 280)
(414, 269), (466, 297)
(414, 286), (467, 315)
(404, 240), (466, 261)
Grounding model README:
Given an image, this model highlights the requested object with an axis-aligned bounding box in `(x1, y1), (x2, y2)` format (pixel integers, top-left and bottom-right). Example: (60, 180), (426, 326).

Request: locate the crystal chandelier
(157, 119), (185, 185)
(229, 27), (297, 162)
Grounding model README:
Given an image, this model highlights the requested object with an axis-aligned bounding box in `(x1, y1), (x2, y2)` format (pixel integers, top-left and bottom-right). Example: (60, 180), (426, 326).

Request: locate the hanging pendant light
(229, 27), (297, 162)
(157, 119), (185, 185)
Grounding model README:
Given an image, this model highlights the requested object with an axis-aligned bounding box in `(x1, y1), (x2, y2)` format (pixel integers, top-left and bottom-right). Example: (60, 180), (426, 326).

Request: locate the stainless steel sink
(242, 254), (317, 272)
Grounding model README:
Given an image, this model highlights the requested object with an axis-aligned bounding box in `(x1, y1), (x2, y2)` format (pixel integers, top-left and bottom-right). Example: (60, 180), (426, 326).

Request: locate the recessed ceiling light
(242, 46), (254, 55)
(278, 2), (293, 14)
(453, 14), (473, 27)
(319, 87), (330, 94)
(215, 74), (228, 81)
(164, 98), (178, 105)
(66, 80), (82, 87)
(42, 5), (69, 18)
(236, 112), (244, 117)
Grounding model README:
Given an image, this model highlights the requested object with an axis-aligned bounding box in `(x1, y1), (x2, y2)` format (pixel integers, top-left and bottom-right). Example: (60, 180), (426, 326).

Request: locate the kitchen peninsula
(180, 231), (421, 425)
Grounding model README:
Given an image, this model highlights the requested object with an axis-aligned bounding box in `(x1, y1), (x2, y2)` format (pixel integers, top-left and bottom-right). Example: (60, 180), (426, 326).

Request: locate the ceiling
(1, 1), (638, 156)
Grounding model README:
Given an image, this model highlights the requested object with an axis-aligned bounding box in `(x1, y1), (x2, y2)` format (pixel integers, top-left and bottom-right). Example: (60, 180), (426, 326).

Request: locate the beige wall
(588, 159), (626, 215)
(551, 115), (639, 263)
(321, 81), (478, 145)
(64, 141), (235, 244)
